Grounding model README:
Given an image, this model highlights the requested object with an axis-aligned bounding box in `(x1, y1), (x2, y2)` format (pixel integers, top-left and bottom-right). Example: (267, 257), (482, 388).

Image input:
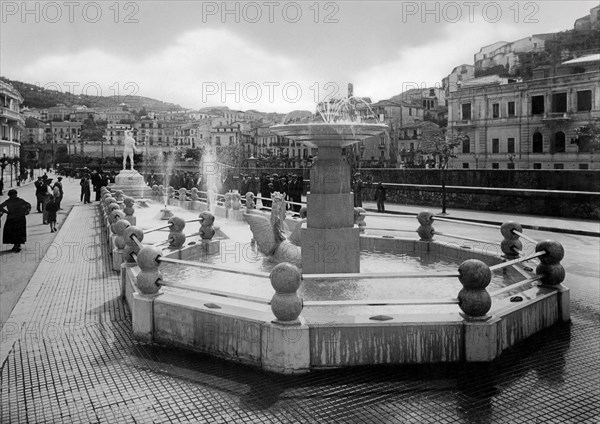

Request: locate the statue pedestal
(111, 170), (148, 197)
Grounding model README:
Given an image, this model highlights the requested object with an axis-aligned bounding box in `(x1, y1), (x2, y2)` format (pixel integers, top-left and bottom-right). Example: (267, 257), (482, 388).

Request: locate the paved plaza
(0, 177), (599, 423)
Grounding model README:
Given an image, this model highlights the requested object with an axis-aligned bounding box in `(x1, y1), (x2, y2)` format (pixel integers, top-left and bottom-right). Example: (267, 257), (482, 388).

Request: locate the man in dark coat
(0, 189), (31, 252)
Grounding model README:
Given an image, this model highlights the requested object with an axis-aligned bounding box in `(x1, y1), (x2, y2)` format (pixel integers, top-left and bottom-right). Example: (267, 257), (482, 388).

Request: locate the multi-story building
(0, 80), (24, 160)
(447, 58), (600, 170)
(443, 64), (476, 94)
(47, 104), (73, 121)
(474, 36), (548, 75)
(369, 99), (424, 167)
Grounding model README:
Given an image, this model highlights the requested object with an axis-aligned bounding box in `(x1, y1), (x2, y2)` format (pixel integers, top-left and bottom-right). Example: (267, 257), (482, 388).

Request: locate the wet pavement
(0, 188), (598, 423)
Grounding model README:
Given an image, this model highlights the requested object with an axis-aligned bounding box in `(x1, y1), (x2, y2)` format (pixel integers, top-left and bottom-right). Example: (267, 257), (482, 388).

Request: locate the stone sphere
(107, 203), (121, 214)
(299, 206), (308, 218)
(123, 196), (135, 207)
(536, 263), (566, 286)
(458, 259), (492, 290)
(111, 219), (130, 236)
(417, 225), (434, 241)
(108, 209), (126, 224)
(501, 238), (522, 257)
(123, 245), (140, 263)
(136, 270), (162, 295)
(417, 210), (434, 225)
(536, 240), (564, 264)
(136, 246), (163, 271)
(458, 288), (491, 317)
(271, 293), (303, 323)
(199, 211), (215, 226)
(114, 235), (127, 250)
(178, 188), (187, 199)
(500, 221), (522, 240)
(270, 262), (302, 294)
(168, 231), (186, 248)
(123, 226), (144, 246)
(104, 197), (116, 207)
(151, 185), (159, 195)
(168, 216), (186, 232)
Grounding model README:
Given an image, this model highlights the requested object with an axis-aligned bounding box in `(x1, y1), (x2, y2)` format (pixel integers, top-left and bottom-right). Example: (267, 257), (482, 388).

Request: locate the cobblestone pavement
(1, 203), (599, 423)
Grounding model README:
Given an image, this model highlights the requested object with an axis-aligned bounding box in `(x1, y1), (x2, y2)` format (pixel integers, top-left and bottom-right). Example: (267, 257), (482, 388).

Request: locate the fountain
(103, 97), (570, 375)
(270, 97), (387, 273)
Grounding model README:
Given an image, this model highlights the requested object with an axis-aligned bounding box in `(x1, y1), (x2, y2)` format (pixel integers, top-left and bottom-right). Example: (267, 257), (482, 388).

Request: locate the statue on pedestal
(123, 130), (139, 170)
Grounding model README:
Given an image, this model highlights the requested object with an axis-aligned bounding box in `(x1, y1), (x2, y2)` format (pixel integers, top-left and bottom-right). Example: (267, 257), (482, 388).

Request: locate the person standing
(45, 194), (59, 232)
(374, 182), (387, 213)
(352, 173), (364, 207)
(34, 176), (46, 212)
(0, 189), (32, 252)
(0, 178), (3, 196)
(80, 174), (91, 204)
(52, 177), (64, 209)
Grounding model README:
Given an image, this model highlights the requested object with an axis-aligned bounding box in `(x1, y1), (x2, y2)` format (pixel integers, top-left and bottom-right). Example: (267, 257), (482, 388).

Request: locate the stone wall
(361, 183), (600, 220)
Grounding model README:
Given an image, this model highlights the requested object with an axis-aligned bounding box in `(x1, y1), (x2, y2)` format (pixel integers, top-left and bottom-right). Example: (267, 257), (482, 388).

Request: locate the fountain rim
(270, 121), (389, 147)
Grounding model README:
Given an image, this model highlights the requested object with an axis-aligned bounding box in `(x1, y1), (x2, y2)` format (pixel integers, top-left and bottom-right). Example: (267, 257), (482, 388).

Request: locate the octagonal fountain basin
(120, 204), (568, 373)
(270, 122), (388, 147)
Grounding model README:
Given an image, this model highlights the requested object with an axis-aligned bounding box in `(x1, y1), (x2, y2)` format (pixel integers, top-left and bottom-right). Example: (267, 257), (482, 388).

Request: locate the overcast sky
(1, 1), (597, 113)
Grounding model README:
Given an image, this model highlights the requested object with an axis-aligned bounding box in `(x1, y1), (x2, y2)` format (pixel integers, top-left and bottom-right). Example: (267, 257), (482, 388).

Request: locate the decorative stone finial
(231, 192), (241, 210)
(270, 262), (303, 324)
(122, 226), (144, 263)
(190, 187), (199, 201)
(199, 211), (215, 241)
(167, 216), (186, 248)
(112, 219), (131, 250)
(535, 240), (566, 286)
(417, 210), (435, 241)
(245, 192), (255, 211)
(123, 197), (135, 217)
(178, 188), (187, 201)
(136, 245), (163, 295)
(458, 259), (492, 318)
(500, 221), (522, 259)
(224, 192), (233, 209)
(353, 207), (366, 233)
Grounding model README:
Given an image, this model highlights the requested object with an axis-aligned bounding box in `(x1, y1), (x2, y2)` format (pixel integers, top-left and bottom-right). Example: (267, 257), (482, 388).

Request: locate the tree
(573, 118), (600, 153)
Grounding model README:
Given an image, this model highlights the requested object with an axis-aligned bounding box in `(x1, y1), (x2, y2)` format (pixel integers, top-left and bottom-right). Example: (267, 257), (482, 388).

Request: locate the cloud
(20, 28), (329, 112)
(352, 20), (523, 100)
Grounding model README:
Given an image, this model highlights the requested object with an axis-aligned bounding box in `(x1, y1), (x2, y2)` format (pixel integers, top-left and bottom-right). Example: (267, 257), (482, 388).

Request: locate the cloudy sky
(1, 1), (597, 112)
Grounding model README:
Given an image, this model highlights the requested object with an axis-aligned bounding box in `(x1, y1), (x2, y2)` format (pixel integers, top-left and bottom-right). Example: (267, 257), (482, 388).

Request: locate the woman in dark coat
(0, 189), (32, 252)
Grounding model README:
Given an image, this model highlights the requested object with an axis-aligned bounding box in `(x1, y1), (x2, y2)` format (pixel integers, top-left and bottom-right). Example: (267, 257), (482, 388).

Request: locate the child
(45, 195), (59, 232)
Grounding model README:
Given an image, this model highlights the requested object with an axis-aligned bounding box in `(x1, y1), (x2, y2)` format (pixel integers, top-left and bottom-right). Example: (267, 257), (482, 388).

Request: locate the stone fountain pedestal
(301, 146), (360, 274)
(111, 169), (148, 197)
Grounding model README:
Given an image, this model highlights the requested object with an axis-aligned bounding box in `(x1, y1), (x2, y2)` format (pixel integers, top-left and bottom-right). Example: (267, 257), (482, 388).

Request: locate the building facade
(0, 80), (24, 160)
(447, 68), (600, 170)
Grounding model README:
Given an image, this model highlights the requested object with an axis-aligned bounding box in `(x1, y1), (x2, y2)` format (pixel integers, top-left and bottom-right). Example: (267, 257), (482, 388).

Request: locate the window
(508, 101), (515, 117)
(507, 138), (515, 153)
(492, 163), (499, 169)
(507, 163), (515, 169)
(553, 163), (564, 169)
(462, 136), (470, 154)
(492, 103), (500, 118)
(461, 103), (471, 120)
(553, 131), (566, 153)
(408, 108), (412, 116)
(532, 132), (543, 153)
(579, 163), (589, 170)
(552, 93), (567, 113)
(492, 138), (500, 153)
(531, 95), (545, 115)
(577, 90), (592, 111)
(462, 163), (469, 169)
(533, 163), (542, 169)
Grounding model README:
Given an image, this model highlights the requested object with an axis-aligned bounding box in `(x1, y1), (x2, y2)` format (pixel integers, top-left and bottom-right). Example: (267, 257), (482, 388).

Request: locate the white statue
(123, 130), (139, 170)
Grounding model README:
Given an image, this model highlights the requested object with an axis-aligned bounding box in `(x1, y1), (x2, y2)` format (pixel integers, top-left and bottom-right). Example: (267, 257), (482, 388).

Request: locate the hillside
(0, 77), (184, 112)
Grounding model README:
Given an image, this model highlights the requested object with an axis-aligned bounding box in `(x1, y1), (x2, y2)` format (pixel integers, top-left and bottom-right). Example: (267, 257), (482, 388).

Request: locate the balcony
(0, 107), (25, 125)
(453, 119), (474, 127)
(541, 112), (572, 121)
